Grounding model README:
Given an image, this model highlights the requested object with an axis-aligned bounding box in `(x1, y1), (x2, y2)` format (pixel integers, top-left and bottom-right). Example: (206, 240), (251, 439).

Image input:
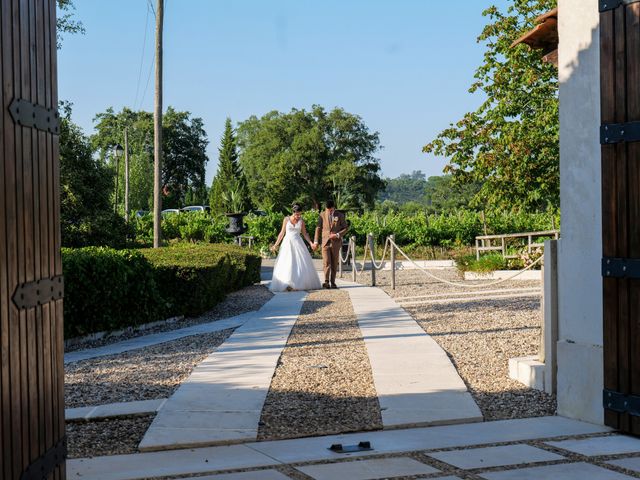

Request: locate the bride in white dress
(269, 204), (321, 292)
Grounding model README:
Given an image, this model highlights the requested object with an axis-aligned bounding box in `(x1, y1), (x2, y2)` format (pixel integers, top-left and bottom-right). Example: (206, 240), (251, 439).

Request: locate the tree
(237, 105), (384, 211)
(210, 118), (250, 213)
(59, 103), (128, 247)
(424, 175), (482, 212)
(379, 171), (428, 205)
(56, 0), (85, 49)
(423, 0), (558, 211)
(92, 107), (209, 210)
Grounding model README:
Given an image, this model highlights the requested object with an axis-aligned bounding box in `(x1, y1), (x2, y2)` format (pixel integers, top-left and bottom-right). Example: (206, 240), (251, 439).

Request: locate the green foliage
(141, 244), (260, 317)
(131, 207), (558, 252)
(455, 253), (506, 274)
(424, 175), (482, 212)
(59, 104), (130, 248)
(56, 0), (85, 49)
(210, 118), (250, 213)
(62, 247), (162, 338)
(133, 212), (232, 245)
(62, 244), (261, 338)
(379, 171), (428, 205)
(237, 105), (384, 211)
(92, 107), (209, 211)
(424, 0), (559, 211)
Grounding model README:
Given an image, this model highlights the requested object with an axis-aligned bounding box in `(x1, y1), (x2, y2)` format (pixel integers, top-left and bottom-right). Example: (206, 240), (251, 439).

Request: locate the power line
(133, 4), (151, 108)
(139, 54), (155, 111)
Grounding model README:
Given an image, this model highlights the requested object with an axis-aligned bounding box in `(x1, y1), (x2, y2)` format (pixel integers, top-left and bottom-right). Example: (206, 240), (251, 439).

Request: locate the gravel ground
(65, 329), (234, 408)
(67, 415), (155, 459)
(354, 268), (556, 421)
(258, 289), (382, 441)
(65, 285), (272, 352)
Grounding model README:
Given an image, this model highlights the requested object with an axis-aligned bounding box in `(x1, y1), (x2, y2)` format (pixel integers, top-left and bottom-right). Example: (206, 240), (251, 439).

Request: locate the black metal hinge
(600, 0), (640, 12)
(601, 121), (640, 145)
(604, 389), (640, 416)
(602, 257), (640, 279)
(8, 98), (60, 134)
(21, 436), (67, 480)
(12, 275), (64, 310)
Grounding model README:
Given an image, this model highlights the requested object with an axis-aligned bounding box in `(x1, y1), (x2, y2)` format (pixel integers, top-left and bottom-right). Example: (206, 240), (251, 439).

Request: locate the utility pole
(124, 127), (130, 222)
(153, 0), (164, 248)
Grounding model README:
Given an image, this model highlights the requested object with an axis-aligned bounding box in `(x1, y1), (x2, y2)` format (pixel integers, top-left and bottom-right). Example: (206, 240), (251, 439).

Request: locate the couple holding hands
(269, 200), (348, 292)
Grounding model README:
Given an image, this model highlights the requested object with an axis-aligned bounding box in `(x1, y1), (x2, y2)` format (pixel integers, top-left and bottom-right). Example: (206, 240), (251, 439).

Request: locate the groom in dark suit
(313, 200), (348, 289)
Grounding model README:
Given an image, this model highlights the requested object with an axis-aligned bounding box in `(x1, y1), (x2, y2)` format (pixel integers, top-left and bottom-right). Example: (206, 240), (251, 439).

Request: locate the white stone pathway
(64, 313), (256, 364)
(67, 416), (613, 479)
(138, 291), (307, 451)
(66, 398), (166, 421)
(338, 279), (483, 428)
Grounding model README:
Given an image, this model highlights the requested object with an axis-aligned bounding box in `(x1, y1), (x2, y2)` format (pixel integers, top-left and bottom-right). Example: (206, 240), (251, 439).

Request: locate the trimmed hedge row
(62, 244), (261, 339)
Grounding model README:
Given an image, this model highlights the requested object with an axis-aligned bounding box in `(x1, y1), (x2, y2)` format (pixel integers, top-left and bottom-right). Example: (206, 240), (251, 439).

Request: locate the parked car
(134, 210), (149, 218)
(180, 205), (211, 213)
(161, 209), (180, 216)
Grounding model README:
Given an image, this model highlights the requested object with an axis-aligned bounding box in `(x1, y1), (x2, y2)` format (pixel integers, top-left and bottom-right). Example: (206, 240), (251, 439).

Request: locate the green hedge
(62, 247), (163, 338)
(62, 244), (261, 339)
(141, 244), (261, 317)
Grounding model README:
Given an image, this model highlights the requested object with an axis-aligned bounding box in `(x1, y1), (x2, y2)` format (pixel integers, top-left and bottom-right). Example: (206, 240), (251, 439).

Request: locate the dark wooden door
(1, 0), (66, 478)
(601, 0), (640, 434)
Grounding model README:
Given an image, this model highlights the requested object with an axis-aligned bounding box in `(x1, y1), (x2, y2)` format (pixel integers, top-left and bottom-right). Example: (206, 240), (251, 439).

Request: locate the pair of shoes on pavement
(322, 282), (338, 289)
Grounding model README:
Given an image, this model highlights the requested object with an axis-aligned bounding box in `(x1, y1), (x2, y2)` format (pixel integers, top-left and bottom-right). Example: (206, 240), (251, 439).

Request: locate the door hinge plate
(8, 98), (60, 134)
(12, 275), (64, 310)
(602, 257), (640, 279)
(601, 121), (640, 145)
(20, 436), (67, 480)
(600, 0), (640, 12)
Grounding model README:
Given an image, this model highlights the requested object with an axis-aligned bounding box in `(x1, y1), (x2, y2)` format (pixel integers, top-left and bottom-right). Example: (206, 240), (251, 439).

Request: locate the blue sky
(58, 0), (512, 186)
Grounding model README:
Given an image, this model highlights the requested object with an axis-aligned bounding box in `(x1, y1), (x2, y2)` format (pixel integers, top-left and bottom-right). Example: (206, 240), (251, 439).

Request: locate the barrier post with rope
(351, 236), (357, 281)
(390, 234), (396, 290)
(368, 233), (376, 286)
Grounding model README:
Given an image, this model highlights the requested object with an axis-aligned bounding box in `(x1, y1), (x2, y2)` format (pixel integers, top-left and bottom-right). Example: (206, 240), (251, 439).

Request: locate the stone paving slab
(339, 280), (482, 428)
(66, 399), (166, 421)
(547, 435), (640, 456)
(138, 291), (307, 451)
(195, 471), (292, 480)
(247, 416), (609, 464)
(428, 444), (565, 469)
(296, 457), (439, 479)
(608, 457), (640, 473)
(64, 310), (260, 364)
(67, 444), (281, 480)
(478, 462), (634, 479)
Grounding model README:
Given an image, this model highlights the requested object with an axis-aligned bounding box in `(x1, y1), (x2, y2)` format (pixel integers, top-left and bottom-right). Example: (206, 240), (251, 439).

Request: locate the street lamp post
(113, 143), (124, 215)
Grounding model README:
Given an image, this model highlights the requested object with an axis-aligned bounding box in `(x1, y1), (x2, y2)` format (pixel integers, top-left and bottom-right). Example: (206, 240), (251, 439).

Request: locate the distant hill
(378, 171), (481, 212)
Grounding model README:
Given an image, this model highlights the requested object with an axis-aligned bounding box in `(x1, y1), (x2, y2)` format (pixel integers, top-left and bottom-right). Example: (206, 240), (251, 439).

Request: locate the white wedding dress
(270, 219), (321, 292)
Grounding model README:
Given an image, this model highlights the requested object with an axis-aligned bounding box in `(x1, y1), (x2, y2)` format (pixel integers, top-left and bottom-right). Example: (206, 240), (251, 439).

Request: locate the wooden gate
(601, 0), (640, 434)
(1, 0), (66, 478)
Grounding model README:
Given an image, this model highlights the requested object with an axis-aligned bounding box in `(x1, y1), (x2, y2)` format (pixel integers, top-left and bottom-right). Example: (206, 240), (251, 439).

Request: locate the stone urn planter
(225, 212), (248, 236)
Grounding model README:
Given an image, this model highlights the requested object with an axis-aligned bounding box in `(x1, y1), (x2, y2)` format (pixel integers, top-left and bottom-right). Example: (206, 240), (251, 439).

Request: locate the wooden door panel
(0, 0), (65, 477)
(601, 0), (640, 435)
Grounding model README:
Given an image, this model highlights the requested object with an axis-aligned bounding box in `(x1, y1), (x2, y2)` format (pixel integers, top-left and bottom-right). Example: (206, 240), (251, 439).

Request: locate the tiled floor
(69, 416), (640, 480)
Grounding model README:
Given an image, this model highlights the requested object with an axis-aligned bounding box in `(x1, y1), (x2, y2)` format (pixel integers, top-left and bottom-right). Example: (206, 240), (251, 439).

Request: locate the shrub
(141, 243), (260, 317)
(454, 253), (506, 275)
(62, 243), (261, 339)
(62, 247), (162, 338)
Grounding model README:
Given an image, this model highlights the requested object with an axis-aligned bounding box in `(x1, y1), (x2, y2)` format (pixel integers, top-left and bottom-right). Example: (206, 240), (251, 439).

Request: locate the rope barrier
(387, 238), (543, 288)
(369, 237), (391, 270)
(339, 240), (352, 263)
